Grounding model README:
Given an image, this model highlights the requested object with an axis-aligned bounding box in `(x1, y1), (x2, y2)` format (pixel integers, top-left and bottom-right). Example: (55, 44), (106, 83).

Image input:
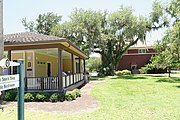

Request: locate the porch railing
(24, 73), (85, 91)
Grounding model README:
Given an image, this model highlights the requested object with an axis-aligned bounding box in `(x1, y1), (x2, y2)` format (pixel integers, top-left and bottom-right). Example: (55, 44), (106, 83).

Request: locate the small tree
(86, 57), (101, 72)
(143, 0), (180, 77)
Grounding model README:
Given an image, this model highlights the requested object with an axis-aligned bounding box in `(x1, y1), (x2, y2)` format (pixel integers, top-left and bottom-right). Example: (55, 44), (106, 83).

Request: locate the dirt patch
(1, 81), (104, 114)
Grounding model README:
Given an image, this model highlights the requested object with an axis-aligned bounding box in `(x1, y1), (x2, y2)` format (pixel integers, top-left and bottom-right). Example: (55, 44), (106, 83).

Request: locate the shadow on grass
(90, 76), (106, 81)
(112, 75), (147, 80)
(156, 77), (180, 83)
(143, 74), (165, 78)
(174, 85), (180, 88)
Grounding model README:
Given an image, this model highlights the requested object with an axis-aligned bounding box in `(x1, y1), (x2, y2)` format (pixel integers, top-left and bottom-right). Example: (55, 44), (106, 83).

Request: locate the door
(12, 60), (18, 74)
(47, 62), (51, 77)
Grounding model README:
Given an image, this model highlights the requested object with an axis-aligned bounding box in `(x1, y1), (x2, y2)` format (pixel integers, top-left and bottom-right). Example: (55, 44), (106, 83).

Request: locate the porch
(4, 32), (89, 93)
(24, 73), (89, 92)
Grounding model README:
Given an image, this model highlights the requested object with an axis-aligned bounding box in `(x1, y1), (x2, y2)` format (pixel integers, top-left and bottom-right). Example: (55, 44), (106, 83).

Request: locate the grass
(0, 74), (180, 120)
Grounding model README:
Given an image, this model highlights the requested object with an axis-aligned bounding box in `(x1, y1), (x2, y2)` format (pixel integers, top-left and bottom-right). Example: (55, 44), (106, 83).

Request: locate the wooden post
(71, 53), (74, 84)
(41, 77), (44, 91)
(58, 48), (63, 92)
(65, 76), (67, 88)
(0, 0), (3, 75)
(78, 57), (81, 73)
(83, 59), (88, 82)
(8, 50), (11, 74)
(78, 57), (81, 81)
(83, 59), (86, 74)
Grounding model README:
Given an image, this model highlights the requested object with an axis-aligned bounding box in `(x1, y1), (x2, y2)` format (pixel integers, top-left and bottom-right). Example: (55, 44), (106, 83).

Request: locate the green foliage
(166, 0), (180, 21)
(147, 22), (180, 75)
(142, 0), (180, 77)
(86, 57), (101, 72)
(22, 12), (61, 35)
(24, 93), (35, 102)
(65, 89), (81, 101)
(15, 95), (18, 101)
(23, 2), (169, 76)
(139, 67), (149, 74)
(64, 91), (73, 101)
(65, 91), (75, 101)
(73, 89), (81, 98)
(4, 90), (17, 101)
(35, 93), (49, 102)
(49, 93), (60, 103)
(115, 70), (131, 76)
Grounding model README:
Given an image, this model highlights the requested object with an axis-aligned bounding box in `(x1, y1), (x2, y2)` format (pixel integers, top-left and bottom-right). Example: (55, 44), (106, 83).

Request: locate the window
(13, 60), (18, 74)
(28, 62), (32, 68)
(131, 65), (137, 70)
(138, 49), (146, 54)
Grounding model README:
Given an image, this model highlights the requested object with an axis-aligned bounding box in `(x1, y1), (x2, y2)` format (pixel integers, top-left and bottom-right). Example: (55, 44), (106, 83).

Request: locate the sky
(3, 0), (170, 44)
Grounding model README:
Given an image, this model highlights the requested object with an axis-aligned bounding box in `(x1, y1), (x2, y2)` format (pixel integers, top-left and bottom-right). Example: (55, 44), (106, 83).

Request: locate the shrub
(35, 93), (49, 102)
(71, 92), (77, 100)
(49, 93), (60, 103)
(24, 93), (35, 102)
(115, 70), (131, 76)
(73, 89), (81, 97)
(65, 91), (73, 101)
(65, 89), (81, 101)
(15, 95), (18, 101)
(4, 90), (16, 101)
(139, 67), (148, 74)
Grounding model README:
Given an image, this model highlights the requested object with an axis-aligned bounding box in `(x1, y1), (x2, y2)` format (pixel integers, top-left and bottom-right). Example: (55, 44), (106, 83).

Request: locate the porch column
(71, 53), (74, 83)
(83, 59), (86, 73)
(83, 59), (87, 82)
(8, 50), (11, 75)
(58, 48), (63, 92)
(78, 57), (81, 73)
(78, 57), (81, 80)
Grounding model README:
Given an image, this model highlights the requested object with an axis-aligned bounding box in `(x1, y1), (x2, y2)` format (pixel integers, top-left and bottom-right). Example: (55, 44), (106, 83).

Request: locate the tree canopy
(141, 0), (180, 77)
(22, 12), (62, 35)
(23, 0), (169, 76)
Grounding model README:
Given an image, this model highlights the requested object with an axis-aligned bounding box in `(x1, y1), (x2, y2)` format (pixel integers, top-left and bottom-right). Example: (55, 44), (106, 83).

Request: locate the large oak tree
(23, 1), (168, 76)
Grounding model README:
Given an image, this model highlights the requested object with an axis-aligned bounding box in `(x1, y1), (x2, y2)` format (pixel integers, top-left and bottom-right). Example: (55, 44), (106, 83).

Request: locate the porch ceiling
(4, 32), (88, 59)
(35, 48), (79, 59)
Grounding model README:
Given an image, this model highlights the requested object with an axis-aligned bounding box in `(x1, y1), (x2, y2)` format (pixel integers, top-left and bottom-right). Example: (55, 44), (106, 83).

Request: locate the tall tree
(142, 0), (180, 77)
(51, 1), (168, 75)
(23, 1), (169, 76)
(22, 12), (62, 35)
(98, 1), (168, 75)
(51, 9), (103, 54)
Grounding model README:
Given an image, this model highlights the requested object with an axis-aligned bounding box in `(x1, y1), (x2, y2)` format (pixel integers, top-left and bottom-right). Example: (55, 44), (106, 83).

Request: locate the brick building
(117, 41), (157, 73)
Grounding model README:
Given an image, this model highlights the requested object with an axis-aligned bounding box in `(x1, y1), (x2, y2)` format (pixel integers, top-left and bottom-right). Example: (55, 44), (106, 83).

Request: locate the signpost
(0, 0), (4, 75)
(0, 74), (19, 91)
(0, 58), (24, 120)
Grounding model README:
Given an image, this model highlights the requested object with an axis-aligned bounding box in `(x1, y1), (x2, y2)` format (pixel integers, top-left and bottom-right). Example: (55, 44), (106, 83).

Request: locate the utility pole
(0, 0), (3, 75)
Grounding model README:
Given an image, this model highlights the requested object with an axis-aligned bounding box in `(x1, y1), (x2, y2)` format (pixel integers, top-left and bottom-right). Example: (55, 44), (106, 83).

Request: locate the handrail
(24, 73), (85, 91)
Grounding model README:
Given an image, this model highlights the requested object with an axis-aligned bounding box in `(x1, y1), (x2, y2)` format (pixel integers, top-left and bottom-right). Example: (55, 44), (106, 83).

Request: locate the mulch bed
(1, 81), (103, 114)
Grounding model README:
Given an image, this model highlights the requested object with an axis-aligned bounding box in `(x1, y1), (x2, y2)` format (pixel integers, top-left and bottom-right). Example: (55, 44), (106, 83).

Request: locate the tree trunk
(168, 67), (171, 77)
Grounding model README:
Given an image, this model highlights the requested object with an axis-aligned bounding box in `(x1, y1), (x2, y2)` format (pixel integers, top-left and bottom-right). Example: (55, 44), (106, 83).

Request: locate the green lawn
(1, 74), (180, 120)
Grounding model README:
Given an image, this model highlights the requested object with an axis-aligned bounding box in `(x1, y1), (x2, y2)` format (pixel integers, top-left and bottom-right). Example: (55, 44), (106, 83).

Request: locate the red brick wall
(146, 48), (155, 53)
(117, 54), (154, 70)
(128, 49), (138, 54)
